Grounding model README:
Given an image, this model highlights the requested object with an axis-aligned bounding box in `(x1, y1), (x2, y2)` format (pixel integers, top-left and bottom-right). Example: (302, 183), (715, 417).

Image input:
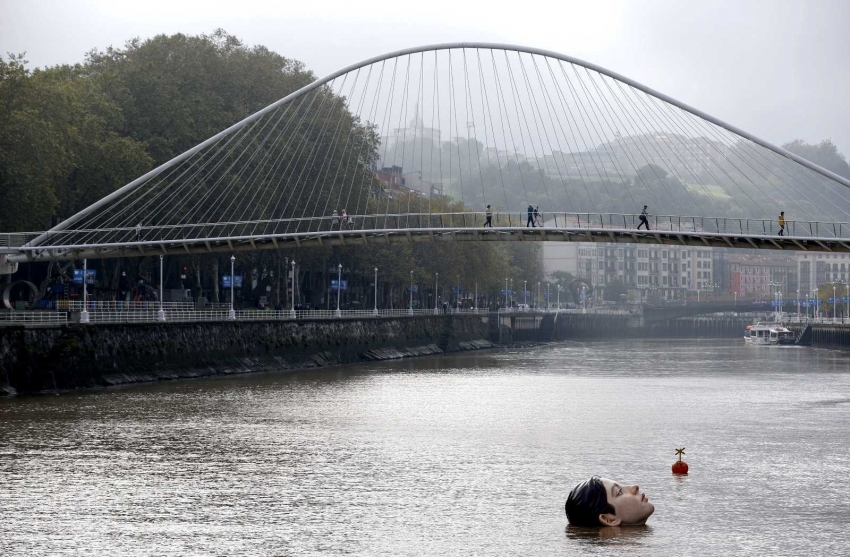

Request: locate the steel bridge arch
(28, 42), (850, 250)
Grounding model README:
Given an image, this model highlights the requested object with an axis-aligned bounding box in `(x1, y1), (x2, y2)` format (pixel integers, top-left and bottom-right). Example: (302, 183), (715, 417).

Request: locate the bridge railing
(19, 211), (850, 251)
(0, 232), (41, 248)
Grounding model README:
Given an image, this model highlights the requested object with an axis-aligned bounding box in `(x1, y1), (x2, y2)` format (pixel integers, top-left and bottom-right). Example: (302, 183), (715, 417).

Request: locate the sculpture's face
(598, 478), (655, 526)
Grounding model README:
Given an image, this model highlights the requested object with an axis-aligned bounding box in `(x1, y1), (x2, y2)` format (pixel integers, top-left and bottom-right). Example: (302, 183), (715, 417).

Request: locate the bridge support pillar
(290, 309), (296, 319)
(0, 255), (18, 276)
(156, 309), (166, 322)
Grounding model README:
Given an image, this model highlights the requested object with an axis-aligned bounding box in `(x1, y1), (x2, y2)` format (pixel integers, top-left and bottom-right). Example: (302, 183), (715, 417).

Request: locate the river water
(1, 340), (850, 556)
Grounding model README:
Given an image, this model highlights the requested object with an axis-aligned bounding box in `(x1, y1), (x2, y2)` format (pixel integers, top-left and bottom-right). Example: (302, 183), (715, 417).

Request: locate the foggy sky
(2, 0), (848, 155)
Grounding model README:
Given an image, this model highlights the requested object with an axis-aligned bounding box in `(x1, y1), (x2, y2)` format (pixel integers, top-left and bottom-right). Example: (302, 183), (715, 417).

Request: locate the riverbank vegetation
(0, 30), (543, 307)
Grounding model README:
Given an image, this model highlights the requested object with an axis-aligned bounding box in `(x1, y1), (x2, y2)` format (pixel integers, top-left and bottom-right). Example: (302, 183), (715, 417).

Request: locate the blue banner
(331, 279), (348, 292)
(221, 275), (243, 288)
(72, 269), (97, 285)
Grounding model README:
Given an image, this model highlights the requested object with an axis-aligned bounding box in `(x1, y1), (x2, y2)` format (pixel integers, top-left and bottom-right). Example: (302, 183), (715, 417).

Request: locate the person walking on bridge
(637, 205), (650, 230)
(778, 211), (786, 236)
(331, 210), (340, 230)
(527, 204), (535, 227)
(484, 205), (493, 227)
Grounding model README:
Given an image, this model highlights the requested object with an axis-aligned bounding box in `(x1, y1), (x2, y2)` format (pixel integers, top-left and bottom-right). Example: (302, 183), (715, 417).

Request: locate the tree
(603, 279), (628, 302)
(2, 31), (549, 304)
(783, 139), (850, 180)
(0, 54), (151, 231)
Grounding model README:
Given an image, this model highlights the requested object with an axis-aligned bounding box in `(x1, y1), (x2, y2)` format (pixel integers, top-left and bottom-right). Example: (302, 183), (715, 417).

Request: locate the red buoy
(672, 447), (689, 475)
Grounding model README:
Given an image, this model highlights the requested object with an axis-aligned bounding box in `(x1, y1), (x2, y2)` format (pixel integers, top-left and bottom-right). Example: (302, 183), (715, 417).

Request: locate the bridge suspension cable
(15, 43), (850, 258)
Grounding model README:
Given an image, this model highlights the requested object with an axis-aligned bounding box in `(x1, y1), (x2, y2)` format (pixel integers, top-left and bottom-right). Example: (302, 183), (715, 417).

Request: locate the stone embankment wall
(0, 315), (492, 396)
(553, 313), (752, 340)
(787, 322), (850, 350)
(3, 312), (812, 396)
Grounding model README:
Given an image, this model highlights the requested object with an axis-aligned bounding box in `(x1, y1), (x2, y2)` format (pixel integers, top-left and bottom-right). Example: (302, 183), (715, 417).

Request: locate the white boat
(744, 322), (796, 345)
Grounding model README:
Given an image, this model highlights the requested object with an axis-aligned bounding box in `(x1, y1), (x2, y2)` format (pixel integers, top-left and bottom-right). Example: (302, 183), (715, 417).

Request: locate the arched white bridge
(3, 42), (850, 272)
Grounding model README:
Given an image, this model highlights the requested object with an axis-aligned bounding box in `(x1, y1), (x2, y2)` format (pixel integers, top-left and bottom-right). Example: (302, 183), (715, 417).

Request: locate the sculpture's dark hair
(565, 476), (615, 527)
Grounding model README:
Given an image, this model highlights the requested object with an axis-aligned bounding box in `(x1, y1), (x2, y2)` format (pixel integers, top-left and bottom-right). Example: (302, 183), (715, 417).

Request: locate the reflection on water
(565, 524), (653, 545)
(1, 340), (850, 556)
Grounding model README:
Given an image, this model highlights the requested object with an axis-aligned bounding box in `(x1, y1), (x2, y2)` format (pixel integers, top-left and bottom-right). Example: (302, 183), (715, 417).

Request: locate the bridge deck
(3, 225), (849, 262)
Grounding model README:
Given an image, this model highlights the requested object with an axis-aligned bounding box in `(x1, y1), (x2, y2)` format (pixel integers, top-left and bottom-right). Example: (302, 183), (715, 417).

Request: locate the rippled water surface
(2, 340), (850, 556)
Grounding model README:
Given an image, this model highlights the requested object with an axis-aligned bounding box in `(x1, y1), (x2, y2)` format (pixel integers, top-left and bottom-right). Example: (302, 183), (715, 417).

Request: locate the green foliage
(783, 139), (850, 180)
(0, 53), (152, 230)
(1, 31), (543, 302)
(603, 279), (628, 301)
(84, 29), (315, 165)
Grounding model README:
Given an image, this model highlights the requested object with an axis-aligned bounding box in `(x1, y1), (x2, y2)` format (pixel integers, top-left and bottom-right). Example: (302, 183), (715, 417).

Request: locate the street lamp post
(805, 293), (810, 319)
(474, 282), (478, 313)
(510, 279), (513, 307)
(504, 277), (508, 309)
(812, 288), (819, 319)
(80, 258), (90, 324)
(290, 260), (296, 319)
(546, 282), (550, 310)
(537, 282), (541, 310)
(768, 281), (777, 320)
(228, 255), (236, 320)
(832, 286), (835, 319)
(524, 280), (528, 306)
(335, 263), (343, 317)
(556, 284), (561, 309)
(796, 289), (800, 318)
(374, 267), (379, 316)
(456, 275), (460, 313)
(409, 270), (414, 315)
(157, 254), (166, 322)
(434, 272), (439, 315)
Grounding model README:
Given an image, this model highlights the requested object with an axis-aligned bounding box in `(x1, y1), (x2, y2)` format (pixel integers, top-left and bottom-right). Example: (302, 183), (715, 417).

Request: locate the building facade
(541, 242), (715, 301)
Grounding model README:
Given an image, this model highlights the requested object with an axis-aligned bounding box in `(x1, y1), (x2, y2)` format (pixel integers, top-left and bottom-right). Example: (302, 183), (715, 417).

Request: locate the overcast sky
(2, 0), (849, 154)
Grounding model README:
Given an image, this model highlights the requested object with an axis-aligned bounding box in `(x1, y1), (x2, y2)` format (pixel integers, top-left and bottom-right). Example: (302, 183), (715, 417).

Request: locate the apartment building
(541, 243), (850, 303)
(544, 242), (713, 301)
(726, 254), (797, 299)
(797, 252), (850, 297)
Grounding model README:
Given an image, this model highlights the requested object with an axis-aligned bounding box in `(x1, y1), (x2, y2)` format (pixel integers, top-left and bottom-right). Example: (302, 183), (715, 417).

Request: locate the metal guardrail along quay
(0, 307), (628, 327)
